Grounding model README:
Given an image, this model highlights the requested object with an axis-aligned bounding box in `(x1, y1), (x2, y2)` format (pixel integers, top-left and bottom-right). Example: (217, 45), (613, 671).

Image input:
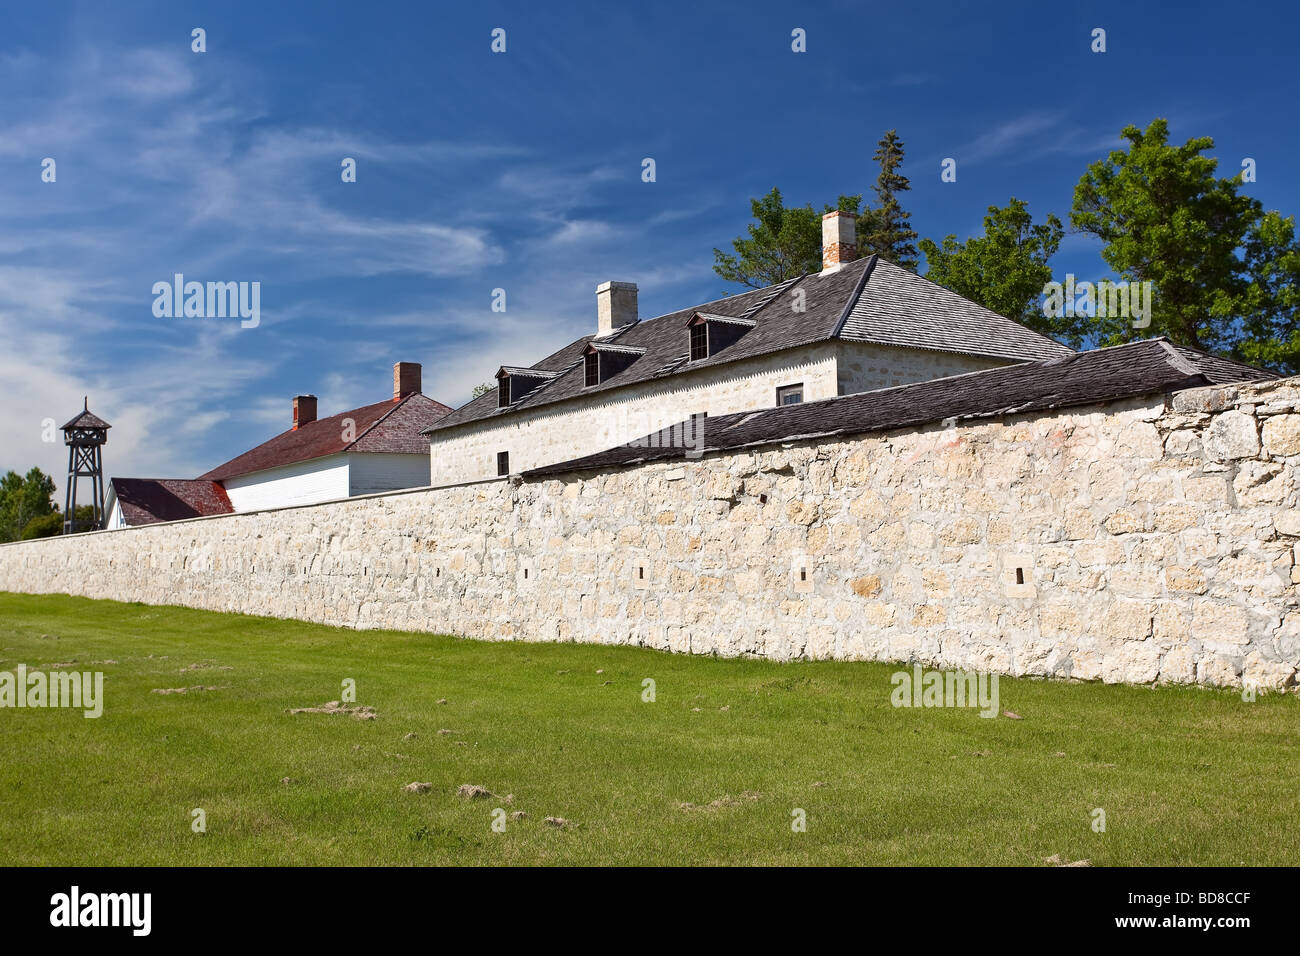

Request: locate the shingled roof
(426, 256), (1072, 435)
(199, 393), (451, 482)
(108, 478), (233, 526)
(61, 407), (111, 430)
(524, 339), (1276, 478)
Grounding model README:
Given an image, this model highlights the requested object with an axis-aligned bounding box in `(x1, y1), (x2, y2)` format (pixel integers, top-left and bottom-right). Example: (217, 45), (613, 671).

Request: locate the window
(497, 451), (510, 476)
(584, 351), (599, 387)
(777, 383), (804, 406)
(690, 322), (708, 361)
(497, 378), (510, 408)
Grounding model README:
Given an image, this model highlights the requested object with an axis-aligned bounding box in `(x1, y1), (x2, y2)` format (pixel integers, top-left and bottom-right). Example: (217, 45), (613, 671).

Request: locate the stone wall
(835, 342), (1007, 395)
(4, 376), (1300, 692)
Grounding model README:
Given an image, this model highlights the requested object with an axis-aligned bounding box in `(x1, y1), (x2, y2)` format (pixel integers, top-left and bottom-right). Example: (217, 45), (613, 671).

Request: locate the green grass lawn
(0, 591), (1296, 866)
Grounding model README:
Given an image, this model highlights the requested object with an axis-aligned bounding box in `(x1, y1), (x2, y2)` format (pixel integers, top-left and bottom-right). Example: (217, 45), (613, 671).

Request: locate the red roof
(198, 393), (451, 482)
(110, 478), (233, 526)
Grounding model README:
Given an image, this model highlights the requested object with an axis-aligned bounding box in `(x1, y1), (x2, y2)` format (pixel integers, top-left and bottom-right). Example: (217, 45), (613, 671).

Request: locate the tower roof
(61, 397), (111, 431)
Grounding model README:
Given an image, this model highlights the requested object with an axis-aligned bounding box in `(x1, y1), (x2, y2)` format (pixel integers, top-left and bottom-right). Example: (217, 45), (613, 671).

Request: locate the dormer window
(690, 323), (708, 361)
(582, 342), (646, 388)
(496, 366), (560, 408)
(686, 312), (756, 362)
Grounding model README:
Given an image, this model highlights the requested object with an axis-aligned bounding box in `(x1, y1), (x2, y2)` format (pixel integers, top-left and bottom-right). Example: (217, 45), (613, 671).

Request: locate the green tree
(0, 467), (57, 542)
(21, 512), (63, 539)
(712, 188), (826, 288)
(714, 133), (922, 288)
(1071, 118), (1300, 368)
(919, 198), (1077, 344)
(471, 382), (497, 399)
(1237, 210), (1300, 370)
(713, 190), (864, 288)
(858, 130), (919, 270)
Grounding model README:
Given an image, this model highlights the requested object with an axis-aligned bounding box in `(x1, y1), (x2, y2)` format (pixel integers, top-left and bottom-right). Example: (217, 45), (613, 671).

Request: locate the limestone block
(1164, 566), (1208, 594)
(1104, 510), (1140, 534)
(1261, 414), (1300, 457)
(1233, 461), (1290, 506)
(1203, 410), (1260, 461)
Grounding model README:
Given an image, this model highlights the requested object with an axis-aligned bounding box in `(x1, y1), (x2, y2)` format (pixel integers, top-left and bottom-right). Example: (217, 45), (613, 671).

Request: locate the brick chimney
(821, 210), (858, 274)
(596, 281), (637, 336)
(393, 362), (421, 400)
(292, 395), (317, 430)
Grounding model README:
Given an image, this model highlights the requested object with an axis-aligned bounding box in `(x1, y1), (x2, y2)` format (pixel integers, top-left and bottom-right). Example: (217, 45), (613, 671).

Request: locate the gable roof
(426, 256), (1072, 435)
(524, 339), (1277, 478)
(109, 478), (233, 526)
(199, 392), (451, 482)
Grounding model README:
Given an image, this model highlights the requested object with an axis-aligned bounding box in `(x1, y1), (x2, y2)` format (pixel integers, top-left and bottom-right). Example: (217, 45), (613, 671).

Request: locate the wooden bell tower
(61, 397), (111, 534)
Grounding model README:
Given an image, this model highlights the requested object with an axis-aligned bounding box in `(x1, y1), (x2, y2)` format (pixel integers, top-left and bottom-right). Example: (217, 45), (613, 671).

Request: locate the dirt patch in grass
(287, 701), (378, 720)
(152, 685), (224, 695)
(678, 790), (762, 812)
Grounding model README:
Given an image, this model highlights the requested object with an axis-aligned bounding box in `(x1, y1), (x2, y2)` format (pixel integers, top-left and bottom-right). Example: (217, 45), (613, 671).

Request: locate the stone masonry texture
(3, 377), (1300, 692)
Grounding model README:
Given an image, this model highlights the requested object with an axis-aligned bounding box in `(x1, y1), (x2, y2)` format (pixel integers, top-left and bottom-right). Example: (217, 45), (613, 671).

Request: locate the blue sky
(2, 0), (1298, 490)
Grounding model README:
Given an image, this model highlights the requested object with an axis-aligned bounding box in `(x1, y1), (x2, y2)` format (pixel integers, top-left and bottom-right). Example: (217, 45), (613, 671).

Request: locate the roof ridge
(113, 476), (222, 484)
(830, 254), (878, 338)
(1156, 339), (1204, 377)
(738, 274), (803, 319)
(342, 392), (413, 453)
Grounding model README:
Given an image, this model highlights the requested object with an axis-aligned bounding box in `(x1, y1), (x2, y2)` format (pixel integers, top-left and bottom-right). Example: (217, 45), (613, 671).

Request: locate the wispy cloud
(955, 112), (1123, 165)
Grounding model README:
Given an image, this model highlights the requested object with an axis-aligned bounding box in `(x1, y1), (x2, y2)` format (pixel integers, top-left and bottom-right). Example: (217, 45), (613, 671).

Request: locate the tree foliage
(858, 130), (919, 270)
(0, 467), (57, 542)
(1071, 118), (1300, 370)
(712, 132), (920, 288)
(712, 188), (828, 288)
(919, 199), (1075, 344)
(21, 512), (63, 539)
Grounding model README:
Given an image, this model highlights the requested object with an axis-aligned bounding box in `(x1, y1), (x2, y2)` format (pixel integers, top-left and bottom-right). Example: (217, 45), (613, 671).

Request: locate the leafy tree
(0, 468), (57, 542)
(858, 130), (919, 270)
(919, 198), (1077, 344)
(1071, 118), (1300, 369)
(712, 190), (866, 288)
(712, 188), (826, 288)
(471, 382), (497, 400)
(714, 133), (922, 288)
(72, 504), (96, 533)
(21, 512), (63, 539)
(1236, 210), (1300, 371)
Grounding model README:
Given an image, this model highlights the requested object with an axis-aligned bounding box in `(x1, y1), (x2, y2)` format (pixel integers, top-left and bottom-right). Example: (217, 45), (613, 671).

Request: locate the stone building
(104, 362), (452, 526)
(423, 211), (1074, 485)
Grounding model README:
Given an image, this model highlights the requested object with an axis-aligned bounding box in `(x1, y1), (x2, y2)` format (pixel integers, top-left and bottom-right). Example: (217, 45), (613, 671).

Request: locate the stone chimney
(393, 362), (421, 400)
(596, 281), (637, 336)
(292, 395), (317, 430)
(821, 210), (858, 274)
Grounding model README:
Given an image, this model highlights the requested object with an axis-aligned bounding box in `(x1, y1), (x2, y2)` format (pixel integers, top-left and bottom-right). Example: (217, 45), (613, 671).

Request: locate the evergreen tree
(858, 130), (919, 270)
